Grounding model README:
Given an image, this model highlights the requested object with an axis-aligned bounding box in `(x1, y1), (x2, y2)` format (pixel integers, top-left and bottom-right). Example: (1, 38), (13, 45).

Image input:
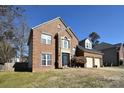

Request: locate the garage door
(86, 57), (93, 68)
(94, 58), (100, 68)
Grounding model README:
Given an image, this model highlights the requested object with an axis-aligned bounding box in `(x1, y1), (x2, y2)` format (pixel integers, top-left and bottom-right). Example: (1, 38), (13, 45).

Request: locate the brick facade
(28, 17), (78, 72)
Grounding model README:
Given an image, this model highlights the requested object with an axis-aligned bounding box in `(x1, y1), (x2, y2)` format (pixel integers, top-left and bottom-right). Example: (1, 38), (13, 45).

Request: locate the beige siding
(84, 52), (103, 58)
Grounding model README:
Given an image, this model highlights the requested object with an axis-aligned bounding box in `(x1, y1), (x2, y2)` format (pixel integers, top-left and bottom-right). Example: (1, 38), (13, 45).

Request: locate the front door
(62, 53), (70, 66)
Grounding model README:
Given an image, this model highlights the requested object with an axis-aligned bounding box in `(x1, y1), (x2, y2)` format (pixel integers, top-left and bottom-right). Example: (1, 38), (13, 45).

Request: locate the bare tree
(0, 41), (16, 70)
(0, 5), (29, 63)
(0, 6), (25, 43)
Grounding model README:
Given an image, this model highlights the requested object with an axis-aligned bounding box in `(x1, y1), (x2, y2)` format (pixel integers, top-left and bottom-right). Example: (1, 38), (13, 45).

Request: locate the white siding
(85, 39), (92, 49)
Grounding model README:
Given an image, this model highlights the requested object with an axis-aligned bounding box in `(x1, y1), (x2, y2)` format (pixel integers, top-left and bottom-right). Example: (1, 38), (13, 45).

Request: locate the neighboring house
(94, 42), (124, 66)
(28, 17), (78, 72)
(76, 38), (103, 68)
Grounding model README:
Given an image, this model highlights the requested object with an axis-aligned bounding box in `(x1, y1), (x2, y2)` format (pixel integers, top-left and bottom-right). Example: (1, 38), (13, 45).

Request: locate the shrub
(71, 56), (86, 67)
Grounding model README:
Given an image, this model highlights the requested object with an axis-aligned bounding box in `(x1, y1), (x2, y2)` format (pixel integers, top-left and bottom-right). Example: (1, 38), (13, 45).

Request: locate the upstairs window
(41, 34), (51, 44)
(63, 38), (70, 49)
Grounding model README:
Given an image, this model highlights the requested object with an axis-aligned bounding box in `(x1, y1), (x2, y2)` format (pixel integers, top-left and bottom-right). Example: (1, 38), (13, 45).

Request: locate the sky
(21, 5), (124, 44)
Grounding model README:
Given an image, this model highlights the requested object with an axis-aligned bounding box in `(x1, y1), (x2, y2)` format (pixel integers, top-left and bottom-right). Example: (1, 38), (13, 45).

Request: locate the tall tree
(0, 5), (29, 62)
(89, 32), (100, 47)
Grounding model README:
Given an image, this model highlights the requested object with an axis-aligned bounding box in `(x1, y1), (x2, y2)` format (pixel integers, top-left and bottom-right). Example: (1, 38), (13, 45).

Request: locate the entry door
(62, 53), (70, 66)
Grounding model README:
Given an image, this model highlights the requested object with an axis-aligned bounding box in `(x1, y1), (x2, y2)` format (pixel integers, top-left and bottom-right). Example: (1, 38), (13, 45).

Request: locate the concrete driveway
(99, 66), (124, 72)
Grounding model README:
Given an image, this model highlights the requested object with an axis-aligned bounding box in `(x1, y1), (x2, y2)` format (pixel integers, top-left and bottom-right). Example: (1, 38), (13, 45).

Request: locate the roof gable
(79, 38), (92, 49)
(28, 17), (79, 45)
(31, 17), (79, 41)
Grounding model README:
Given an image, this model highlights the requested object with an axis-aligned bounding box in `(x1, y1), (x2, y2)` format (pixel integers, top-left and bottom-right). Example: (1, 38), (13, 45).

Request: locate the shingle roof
(94, 42), (123, 50)
(77, 45), (103, 55)
(113, 43), (122, 47)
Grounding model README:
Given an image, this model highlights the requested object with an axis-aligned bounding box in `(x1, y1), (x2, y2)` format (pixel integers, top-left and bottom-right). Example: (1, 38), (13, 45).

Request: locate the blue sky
(21, 5), (124, 44)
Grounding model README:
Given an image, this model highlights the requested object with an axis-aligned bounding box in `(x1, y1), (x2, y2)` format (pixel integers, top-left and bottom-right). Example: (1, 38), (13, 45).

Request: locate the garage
(94, 58), (101, 68)
(85, 57), (93, 68)
(76, 45), (103, 68)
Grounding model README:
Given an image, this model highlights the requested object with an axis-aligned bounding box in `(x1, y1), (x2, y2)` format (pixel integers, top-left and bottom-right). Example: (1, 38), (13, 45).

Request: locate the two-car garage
(76, 45), (104, 68)
(85, 57), (101, 68)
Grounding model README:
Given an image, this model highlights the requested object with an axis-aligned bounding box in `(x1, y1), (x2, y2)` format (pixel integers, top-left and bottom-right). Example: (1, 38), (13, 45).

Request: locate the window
(85, 42), (92, 49)
(86, 43), (89, 48)
(41, 53), (52, 66)
(63, 39), (70, 49)
(41, 34), (52, 44)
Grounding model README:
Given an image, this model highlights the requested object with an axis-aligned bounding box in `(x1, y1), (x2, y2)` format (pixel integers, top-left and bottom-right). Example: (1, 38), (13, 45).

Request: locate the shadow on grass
(13, 62), (32, 72)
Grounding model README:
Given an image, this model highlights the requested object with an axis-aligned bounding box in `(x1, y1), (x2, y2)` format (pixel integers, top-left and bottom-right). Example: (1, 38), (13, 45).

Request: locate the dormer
(79, 38), (92, 49)
(85, 38), (92, 49)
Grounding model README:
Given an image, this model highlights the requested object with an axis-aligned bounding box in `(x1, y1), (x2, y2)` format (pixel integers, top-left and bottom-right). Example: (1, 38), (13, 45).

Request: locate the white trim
(32, 17), (61, 29)
(85, 38), (92, 49)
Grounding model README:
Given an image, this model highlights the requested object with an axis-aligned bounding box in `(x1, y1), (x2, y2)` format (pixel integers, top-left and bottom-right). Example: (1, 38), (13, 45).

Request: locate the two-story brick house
(28, 17), (78, 72)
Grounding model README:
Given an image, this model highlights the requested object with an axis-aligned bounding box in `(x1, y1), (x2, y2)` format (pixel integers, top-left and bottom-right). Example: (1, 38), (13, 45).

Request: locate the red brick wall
(29, 18), (78, 72)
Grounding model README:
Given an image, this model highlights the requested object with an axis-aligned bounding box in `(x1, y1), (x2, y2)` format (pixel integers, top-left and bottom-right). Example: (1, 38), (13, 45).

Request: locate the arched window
(63, 37), (70, 49)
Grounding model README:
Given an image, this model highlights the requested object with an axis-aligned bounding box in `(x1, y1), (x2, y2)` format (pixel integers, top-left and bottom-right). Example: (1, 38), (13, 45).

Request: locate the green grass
(0, 68), (124, 88)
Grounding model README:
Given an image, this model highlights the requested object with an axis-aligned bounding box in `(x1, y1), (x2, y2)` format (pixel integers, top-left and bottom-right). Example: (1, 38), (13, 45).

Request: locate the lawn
(0, 68), (124, 88)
